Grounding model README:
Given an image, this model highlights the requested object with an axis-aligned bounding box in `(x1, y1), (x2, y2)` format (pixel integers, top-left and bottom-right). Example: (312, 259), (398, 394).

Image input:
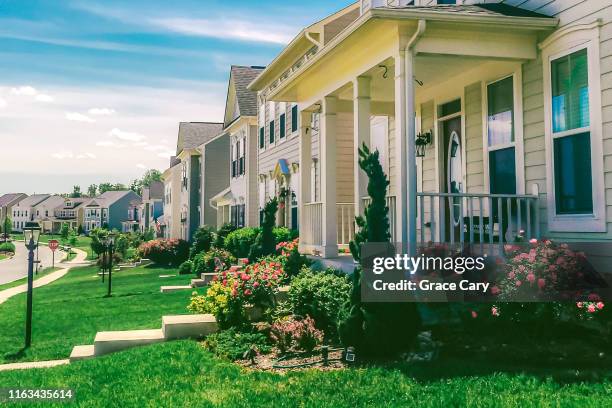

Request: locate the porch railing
(416, 192), (540, 247)
(303, 202), (323, 246)
(337, 203), (355, 246)
(362, 195), (397, 242)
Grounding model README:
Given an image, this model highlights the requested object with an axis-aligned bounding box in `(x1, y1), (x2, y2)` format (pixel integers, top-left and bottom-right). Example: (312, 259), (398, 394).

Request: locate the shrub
(202, 328), (271, 360)
(224, 227), (259, 258)
(0, 242), (16, 253)
(114, 234), (129, 259)
(249, 199), (278, 261)
(190, 226), (215, 259)
(272, 227), (297, 244)
(179, 260), (193, 275)
(188, 258), (285, 328)
(276, 238), (310, 278)
(137, 238), (189, 266)
(270, 316), (323, 353)
(289, 268), (351, 338)
(192, 248), (236, 275)
(215, 223), (237, 249)
(96, 251), (123, 268)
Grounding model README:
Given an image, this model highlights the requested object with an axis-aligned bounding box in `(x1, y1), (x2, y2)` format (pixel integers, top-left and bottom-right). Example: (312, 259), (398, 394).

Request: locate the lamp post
(100, 235), (108, 283)
(23, 222), (41, 349)
(106, 232), (116, 297)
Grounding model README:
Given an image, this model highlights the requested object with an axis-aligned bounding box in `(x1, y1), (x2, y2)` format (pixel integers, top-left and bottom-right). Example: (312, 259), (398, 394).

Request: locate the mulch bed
(236, 348), (347, 372)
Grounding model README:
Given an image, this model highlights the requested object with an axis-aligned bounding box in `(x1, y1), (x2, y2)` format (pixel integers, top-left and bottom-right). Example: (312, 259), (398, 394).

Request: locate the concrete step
(69, 345), (95, 362)
(94, 329), (165, 356)
(200, 273), (217, 285)
(190, 279), (206, 288)
(162, 314), (218, 340)
(160, 285), (192, 293)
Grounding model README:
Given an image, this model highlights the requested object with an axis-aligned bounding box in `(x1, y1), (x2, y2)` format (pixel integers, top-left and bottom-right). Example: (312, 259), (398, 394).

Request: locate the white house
(12, 194), (50, 232)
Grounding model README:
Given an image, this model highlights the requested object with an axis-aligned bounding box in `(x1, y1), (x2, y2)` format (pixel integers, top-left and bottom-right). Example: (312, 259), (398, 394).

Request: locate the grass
(0, 264), (193, 364)
(0, 267), (62, 292)
(0, 254), (7, 261)
(0, 340), (611, 407)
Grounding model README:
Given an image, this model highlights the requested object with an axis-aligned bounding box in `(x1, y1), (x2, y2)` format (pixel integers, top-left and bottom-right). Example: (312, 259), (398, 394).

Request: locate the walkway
(0, 248), (89, 305)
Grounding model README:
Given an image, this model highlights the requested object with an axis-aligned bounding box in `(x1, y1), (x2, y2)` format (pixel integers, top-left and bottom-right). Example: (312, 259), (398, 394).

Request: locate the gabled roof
(85, 191), (139, 207)
(34, 195), (65, 209)
(14, 194), (50, 208)
(143, 181), (164, 201)
(224, 65), (265, 126)
(176, 122), (223, 155)
(0, 193), (27, 207)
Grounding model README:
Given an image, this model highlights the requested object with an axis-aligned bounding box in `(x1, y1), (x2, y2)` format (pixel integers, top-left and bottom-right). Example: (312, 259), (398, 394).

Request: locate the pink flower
(587, 304), (596, 313)
(537, 278), (546, 289)
(253, 281), (260, 288)
(508, 272), (516, 280)
(515, 280), (522, 287)
(244, 289), (252, 296)
(491, 307), (500, 317)
(577, 302), (583, 308)
(490, 286), (500, 295)
(529, 238), (538, 245)
(471, 310), (478, 319)
(597, 302), (605, 310)
(526, 273), (535, 283)
(588, 293), (600, 301)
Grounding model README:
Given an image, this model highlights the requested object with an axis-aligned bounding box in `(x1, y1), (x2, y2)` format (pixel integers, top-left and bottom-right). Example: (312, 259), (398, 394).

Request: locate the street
(0, 242), (63, 285)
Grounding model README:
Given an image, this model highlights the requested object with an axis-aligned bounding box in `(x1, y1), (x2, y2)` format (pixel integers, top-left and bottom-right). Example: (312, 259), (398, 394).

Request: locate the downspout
(404, 19), (426, 256)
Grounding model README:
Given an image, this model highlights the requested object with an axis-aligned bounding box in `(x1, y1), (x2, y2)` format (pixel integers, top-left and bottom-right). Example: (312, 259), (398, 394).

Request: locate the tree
(98, 183), (113, 194)
(249, 198), (278, 261)
(60, 222), (71, 242)
(87, 184), (98, 197)
(190, 226), (215, 258)
(71, 185), (82, 198)
(143, 227), (155, 242)
(339, 144), (421, 358)
(141, 169), (162, 187)
(1, 215), (11, 237)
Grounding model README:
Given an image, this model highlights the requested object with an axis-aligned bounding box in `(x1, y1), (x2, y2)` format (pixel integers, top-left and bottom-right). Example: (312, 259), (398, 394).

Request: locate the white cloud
(136, 163), (147, 169)
(88, 107), (115, 115)
(65, 112), (95, 123)
(11, 86), (37, 96)
(109, 127), (146, 142)
(76, 152), (97, 159)
(52, 151), (74, 160)
(96, 140), (126, 148)
(0, 97), (6, 109)
(157, 150), (174, 159)
(150, 17), (293, 44)
(35, 94), (54, 103)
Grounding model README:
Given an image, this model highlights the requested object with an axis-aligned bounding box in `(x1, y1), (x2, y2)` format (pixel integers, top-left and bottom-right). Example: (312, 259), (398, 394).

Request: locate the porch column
(394, 48), (417, 255)
(298, 110), (312, 251)
(353, 76), (371, 218)
(321, 96), (338, 258)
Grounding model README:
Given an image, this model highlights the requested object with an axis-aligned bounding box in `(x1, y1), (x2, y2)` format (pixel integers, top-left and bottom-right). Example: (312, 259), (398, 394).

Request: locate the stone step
(160, 285), (192, 293)
(69, 345), (95, 362)
(200, 273), (217, 285)
(162, 314), (218, 340)
(94, 329), (165, 356)
(190, 279), (206, 288)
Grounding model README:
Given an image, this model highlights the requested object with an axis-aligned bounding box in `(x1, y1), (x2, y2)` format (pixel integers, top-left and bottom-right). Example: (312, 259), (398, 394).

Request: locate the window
(440, 99), (461, 117)
(239, 138), (245, 175)
(437, 0), (456, 4)
(291, 105), (298, 133)
(279, 113), (286, 139)
(487, 76), (516, 194)
(269, 120), (275, 144)
(259, 127), (265, 149)
(231, 141), (238, 178)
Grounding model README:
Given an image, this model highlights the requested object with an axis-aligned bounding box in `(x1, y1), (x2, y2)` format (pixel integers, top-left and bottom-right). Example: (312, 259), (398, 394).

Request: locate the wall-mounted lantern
(415, 130), (432, 158)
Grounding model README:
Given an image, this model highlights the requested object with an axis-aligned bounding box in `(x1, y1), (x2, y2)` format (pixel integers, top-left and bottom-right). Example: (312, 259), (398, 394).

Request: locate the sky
(0, 0), (352, 195)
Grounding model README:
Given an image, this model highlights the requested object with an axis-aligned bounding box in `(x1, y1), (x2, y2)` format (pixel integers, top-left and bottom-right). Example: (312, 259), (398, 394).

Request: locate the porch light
(23, 222), (41, 247)
(415, 131), (432, 158)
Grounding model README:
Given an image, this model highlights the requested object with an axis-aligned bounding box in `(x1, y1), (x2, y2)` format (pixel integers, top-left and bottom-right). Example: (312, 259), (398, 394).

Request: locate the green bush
(190, 226), (215, 258)
(272, 227), (297, 244)
(0, 242), (16, 253)
(215, 223), (237, 248)
(249, 199), (278, 261)
(179, 260), (193, 275)
(289, 268), (351, 338)
(224, 227), (259, 258)
(202, 328), (271, 360)
(192, 249), (236, 275)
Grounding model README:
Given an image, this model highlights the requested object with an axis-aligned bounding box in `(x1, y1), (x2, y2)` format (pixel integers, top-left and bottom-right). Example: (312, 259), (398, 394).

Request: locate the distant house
(12, 194), (51, 232)
(48, 197), (89, 233)
(0, 193), (27, 231)
(33, 195), (70, 233)
(82, 190), (142, 233)
(161, 156), (182, 239)
(139, 181), (164, 235)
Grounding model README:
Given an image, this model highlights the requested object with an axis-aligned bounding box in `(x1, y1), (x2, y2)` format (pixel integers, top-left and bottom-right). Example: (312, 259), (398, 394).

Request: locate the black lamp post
(106, 232), (116, 297)
(23, 221), (41, 349)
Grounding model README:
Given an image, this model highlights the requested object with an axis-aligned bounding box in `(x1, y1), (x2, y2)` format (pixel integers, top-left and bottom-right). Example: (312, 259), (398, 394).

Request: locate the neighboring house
(49, 197), (88, 233)
(210, 65), (264, 228)
(172, 122), (224, 241)
(161, 156), (182, 239)
(139, 181), (164, 235)
(34, 195), (69, 233)
(121, 198), (143, 233)
(250, 0), (612, 258)
(82, 190), (141, 233)
(0, 193), (27, 231)
(199, 132), (230, 229)
(12, 194), (51, 232)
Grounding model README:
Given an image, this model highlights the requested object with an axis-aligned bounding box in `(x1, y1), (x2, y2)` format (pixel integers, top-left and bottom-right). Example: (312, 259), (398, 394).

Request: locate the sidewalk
(0, 248), (89, 305)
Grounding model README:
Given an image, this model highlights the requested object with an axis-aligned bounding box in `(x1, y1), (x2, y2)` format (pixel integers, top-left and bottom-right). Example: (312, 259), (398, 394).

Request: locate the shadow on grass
(3, 347), (27, 362)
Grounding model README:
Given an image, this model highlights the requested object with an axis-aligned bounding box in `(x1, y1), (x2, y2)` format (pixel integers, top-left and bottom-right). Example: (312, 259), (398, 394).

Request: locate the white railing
(416, 192), (540, 247)
(361, 195), (397, 242)
(337, 203), (355, 246)
(303, 202), (323, 246)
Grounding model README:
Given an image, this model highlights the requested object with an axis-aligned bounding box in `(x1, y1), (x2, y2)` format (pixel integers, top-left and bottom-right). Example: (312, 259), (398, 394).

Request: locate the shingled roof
(176, 122), (223, 155)
(226, 65), (265, 124)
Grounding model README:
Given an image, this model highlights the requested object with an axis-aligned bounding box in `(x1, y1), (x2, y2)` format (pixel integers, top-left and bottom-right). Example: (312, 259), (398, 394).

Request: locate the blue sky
(0, 0), (352, 194)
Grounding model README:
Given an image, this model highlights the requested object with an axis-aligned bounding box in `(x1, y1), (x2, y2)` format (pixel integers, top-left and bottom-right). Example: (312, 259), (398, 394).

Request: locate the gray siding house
(83, 190), (142, 232)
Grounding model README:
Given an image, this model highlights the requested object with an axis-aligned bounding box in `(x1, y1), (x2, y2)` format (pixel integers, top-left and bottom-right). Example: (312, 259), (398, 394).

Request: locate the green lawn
(11, 234), (93, 256)
(0, 267), (62, 292)
(0, 254), (7, 261)
(0, 264), (193, 364)
(0, 340), (610, 407)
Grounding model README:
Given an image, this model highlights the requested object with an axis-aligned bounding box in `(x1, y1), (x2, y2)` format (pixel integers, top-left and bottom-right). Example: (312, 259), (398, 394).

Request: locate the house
(166, 122), (224, 241)
(161, 156), (182, 239)
(0, 193), (27, 232)
(121, 198), (143, 233)
(250, 0), (612, 258)
(82, 190), (141, 233)
(12, 194), (51, 232)
(139, 181), (164, 235)
(48, 197), (89, 233)
(210, 65), (264, 228)
(33, 195), (66, 233)
(199, 132), (230, 229)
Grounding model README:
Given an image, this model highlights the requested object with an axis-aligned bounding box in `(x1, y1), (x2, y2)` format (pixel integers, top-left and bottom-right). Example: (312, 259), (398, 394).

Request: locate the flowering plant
(276, 238), (299, 256)
(270, 315), (323, 353)
(137, 238), (189, 266)
(576, 300), (605, 318)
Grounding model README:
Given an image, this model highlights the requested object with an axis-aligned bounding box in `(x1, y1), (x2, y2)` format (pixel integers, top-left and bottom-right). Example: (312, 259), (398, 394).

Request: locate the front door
(441, 116), (463, 240)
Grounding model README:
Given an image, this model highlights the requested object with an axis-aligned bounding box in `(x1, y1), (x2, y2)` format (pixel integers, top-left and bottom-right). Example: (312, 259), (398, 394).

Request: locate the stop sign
(48, 240), (59, 252)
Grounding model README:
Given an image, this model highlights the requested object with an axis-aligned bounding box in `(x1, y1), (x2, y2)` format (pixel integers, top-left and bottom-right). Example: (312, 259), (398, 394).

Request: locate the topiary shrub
(249, 198), (278, 262)
(224, 227), (260, 258)
(190, 226), (215, 258)
(0, 242), (16, 254)
(270, 316), (323, 354)
(339, 143), (421, 358)
(215, 223), (237, 249)
(179, 260), (193, 275)
(137, 238), (189, 266)
(289, 268), (351, 339)
(192, 248), (236, 275)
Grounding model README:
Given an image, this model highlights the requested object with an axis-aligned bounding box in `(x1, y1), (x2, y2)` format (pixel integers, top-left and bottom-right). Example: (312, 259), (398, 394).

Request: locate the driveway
(0, 241), (64, 285)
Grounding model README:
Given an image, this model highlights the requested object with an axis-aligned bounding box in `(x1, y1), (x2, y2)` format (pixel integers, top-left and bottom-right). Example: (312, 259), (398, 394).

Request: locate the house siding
(202, 134), (230, 227)
(464, 81), (484, 194)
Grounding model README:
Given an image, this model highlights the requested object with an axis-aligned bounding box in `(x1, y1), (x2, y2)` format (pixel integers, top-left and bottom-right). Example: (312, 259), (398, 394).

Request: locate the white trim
(541, 21), (605, 233)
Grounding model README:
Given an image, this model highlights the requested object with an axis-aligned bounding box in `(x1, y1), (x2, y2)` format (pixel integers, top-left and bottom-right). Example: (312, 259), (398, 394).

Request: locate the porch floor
(307, 253), (355, 274)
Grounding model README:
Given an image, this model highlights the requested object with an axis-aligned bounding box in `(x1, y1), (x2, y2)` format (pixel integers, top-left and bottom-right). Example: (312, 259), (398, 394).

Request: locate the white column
(298, 111), (312, 250)
(321, 96), (338, 258)
(353, 76), (371, 218)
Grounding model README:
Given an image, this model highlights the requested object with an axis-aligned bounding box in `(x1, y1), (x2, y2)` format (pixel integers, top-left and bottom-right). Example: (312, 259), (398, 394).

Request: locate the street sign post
(48, 239), (59, 268)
